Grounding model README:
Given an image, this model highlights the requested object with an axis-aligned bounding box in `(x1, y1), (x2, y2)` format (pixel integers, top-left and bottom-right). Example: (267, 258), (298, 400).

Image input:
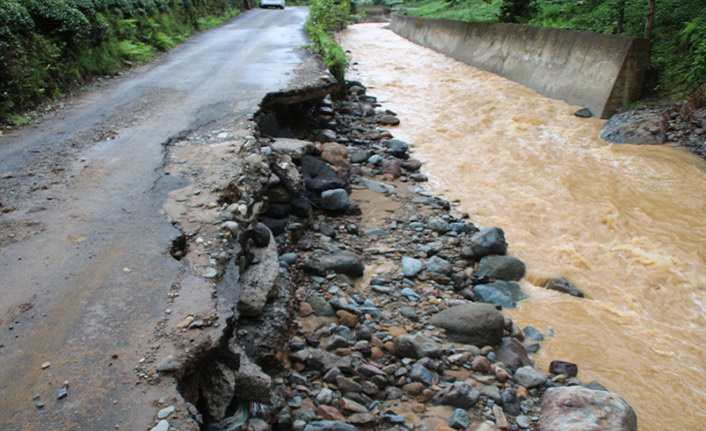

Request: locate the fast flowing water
(340, 23), (706, 431)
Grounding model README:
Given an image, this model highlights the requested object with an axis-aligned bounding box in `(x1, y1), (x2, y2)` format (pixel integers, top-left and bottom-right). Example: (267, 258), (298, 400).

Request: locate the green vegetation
(0, 0), (247, 123)
(305, 0), (354, 89)
(401, 0), (706, 98)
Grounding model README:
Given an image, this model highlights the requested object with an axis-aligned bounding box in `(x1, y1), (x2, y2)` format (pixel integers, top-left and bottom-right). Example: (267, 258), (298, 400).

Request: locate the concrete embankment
(390, 14), (649, 118)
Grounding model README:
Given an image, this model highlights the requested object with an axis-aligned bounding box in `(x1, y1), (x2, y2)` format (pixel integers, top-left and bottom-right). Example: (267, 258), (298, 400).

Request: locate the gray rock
(400, 306), (419, 322)
(321, 188), (350, 211)
(350, 149), (371, 164)
(425, 256), (453, 276)
(367, 154), (382, 166)
(516, 415), (531, 429)
(474, 280), (527, 308)
(326, 335), (350, 350)
(473, 284), (516, 308)
(449, 408), (471, 430)
(480, 384), (501, 402)
(316, 388), (334, 405)
(430, 303), (505, 346)
(352, 175), (396, 194)
(279, 252), (297, 265)
(150, 421), (169, 431)
(307, 350), (341, 373)
(304, 420), (357, 431)
(400, 287), (421, 301)
(379, 115), (401, 126)
(550, 360), (579, 377)
(314, 129), (337, 143)
(156, 355), (179, 373)
(461, 227), (507, 258)
(157, 406), (175, 419)
(523, 326), (544, 341)
(574, 107), (593, 118)
(237, 226), (279, 317)
(402, 257), (423, 277)
(514, 366), (547, 389)
(501, 388), (521, 416)
(410, 363), (434, 385)
(476, 255), (526, 281)
(545, 276), (585, 298)
(540, 386), (637, 431)
(432, 381), (480, 409)
(307, 295), (335, 317)
(320, 251), (364, 278)
(300, 155), (345, 192)
(270, 138), (315, 160)
(495, 337), (532, 372)
(393, 333), (442, 359)
(428, 218), (451, 233)
(385, 139), (408, 157)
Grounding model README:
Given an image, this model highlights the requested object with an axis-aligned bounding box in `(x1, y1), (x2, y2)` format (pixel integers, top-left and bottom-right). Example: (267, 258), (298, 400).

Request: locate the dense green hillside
(0, 0), (248, 125)
(402, 0), (706, 99)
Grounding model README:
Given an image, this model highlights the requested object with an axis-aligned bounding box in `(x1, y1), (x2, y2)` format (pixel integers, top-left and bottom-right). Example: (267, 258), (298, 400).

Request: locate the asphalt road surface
(0, 7), (310, 430)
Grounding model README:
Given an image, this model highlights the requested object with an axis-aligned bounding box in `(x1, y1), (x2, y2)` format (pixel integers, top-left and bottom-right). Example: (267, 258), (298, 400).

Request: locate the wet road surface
(0, 8), (309, 430)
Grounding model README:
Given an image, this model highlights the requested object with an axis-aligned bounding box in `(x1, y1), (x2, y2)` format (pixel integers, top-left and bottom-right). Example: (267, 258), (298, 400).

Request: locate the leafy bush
(306, 0), (354, 89)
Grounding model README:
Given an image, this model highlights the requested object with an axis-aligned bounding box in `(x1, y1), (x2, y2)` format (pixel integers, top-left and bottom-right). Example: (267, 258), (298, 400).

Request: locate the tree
(645, 0), (655, 42)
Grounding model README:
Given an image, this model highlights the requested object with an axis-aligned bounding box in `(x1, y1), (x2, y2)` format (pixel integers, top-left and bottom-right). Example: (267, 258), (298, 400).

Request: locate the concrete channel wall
(390, 14), (650, 118)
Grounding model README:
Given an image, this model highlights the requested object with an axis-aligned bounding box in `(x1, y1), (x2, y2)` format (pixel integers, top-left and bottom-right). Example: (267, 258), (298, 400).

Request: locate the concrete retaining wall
(390, 14), (649, 118)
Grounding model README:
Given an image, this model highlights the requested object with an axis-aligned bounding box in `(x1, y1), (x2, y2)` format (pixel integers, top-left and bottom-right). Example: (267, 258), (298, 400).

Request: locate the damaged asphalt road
(0, 8), (319, 431)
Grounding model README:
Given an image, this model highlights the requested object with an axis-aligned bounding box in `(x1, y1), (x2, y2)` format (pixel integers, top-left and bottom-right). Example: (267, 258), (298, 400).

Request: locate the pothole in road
(169, 232), (188, 260)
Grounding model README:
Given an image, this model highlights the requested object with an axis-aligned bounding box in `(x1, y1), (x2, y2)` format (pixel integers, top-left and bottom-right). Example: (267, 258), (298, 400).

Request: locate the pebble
(149, 420), (169, 431)
(157, 405), (175, 419)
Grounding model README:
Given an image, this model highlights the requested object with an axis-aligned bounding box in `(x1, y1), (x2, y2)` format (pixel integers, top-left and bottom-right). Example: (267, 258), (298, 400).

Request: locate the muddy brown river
(341, 23), (706, 431)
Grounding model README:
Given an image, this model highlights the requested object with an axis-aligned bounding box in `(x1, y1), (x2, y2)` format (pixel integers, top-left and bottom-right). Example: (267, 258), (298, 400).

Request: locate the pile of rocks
(166, 80), (637, 431)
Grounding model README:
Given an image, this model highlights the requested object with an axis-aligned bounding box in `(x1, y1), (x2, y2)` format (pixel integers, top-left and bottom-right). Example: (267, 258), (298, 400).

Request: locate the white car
(260, 0), (285, 9)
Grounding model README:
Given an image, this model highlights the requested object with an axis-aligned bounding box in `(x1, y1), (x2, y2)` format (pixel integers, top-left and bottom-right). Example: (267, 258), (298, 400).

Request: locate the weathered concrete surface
(0, 7), (314, 431)
(390, 14), (649, 118)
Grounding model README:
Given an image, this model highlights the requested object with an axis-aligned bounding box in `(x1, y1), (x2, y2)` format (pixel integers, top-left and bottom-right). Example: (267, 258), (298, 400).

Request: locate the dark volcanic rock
(300, 155), (345, 192)
(430, 303), (504, 346)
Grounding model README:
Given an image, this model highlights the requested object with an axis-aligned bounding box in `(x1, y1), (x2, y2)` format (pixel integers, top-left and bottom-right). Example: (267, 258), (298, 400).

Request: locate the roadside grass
(0, 1), (246, 125)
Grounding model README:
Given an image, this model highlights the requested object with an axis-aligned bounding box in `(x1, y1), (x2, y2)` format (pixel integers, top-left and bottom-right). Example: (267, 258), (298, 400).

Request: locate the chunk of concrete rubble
(237, 225), (279, 317)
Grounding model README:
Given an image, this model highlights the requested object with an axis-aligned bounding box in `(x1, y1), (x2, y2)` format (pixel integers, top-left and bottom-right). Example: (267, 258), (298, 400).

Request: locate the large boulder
(476, 255), (526, 281)
(461, 227), (508, 259)
(300, 155), (345, 192)
(430, 303), (504, 346)
(237, 226), (279, 317)
(540, 386), (637, 431)
(320, 251), (365, 278)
